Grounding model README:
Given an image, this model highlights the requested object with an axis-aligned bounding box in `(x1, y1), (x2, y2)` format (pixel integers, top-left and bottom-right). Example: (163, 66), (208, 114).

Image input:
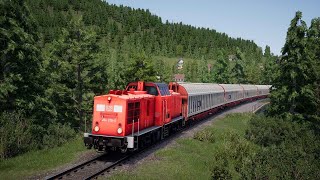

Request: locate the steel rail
(84, 155), (130, 180)
(45, 154), (106, 180)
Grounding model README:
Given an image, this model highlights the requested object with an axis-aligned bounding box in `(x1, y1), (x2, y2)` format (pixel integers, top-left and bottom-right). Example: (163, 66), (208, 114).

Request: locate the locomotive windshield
(145, 86), (158, 96)
(155, 83), (170, 96)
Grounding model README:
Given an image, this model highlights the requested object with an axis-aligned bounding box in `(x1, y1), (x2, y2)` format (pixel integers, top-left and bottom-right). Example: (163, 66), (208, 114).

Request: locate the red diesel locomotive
(84, 81), (270, 152)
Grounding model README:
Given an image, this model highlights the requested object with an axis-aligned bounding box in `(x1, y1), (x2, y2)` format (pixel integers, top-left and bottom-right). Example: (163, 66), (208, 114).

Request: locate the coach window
(127, 102), (140, 124)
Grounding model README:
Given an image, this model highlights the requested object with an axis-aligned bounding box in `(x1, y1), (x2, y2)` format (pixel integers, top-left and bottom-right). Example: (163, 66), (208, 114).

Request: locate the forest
(0, 1), (319, 177)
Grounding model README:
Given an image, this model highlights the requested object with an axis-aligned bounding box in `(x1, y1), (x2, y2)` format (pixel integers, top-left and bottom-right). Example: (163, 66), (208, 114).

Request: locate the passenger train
(84, 81), (270, 152)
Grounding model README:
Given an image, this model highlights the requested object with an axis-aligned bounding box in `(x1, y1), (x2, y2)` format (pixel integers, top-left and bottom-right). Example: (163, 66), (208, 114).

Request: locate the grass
(0, 136), (90, 180)
(109, 113), (255, 180)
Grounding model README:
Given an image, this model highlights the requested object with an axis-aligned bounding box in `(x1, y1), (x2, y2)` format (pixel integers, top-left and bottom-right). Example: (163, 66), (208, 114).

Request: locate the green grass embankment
(0, 136), (89, 180)
(110, 113), (256, 180)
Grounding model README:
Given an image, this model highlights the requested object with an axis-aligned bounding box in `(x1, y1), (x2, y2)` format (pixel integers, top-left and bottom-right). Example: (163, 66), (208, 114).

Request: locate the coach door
(182, 98), (187, 119)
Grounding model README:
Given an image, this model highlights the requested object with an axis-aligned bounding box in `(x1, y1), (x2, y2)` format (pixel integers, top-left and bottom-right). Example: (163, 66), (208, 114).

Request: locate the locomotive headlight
(117, 127), (123, 134)
(94, 126), (100, 132)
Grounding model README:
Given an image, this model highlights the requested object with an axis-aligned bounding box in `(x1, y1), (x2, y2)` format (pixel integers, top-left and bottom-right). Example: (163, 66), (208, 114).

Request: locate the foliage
(307, 18), (320, 124)
(246, 115), (298, 146)
(43, 123), (76, 149)
(0, 0), (50, 125)
(212, 51), (230, 83)
(244, 115), (320, 179)
(193, 128), (216, 143)
(0, 111), (76, 159)
(261, 46), (278, 84)
(43, 12), (106, 128)
(268, 12), (319, 122)
(0, 111), (34, 159)
(153, 57), (172, 82)
(125, 50), (157, 82)
(24, 0), (269, 85)
(230, 48), (247, 83)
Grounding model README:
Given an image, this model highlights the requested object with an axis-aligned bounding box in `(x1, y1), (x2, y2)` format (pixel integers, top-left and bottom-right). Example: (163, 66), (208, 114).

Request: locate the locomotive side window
(127, 102), (140, 124)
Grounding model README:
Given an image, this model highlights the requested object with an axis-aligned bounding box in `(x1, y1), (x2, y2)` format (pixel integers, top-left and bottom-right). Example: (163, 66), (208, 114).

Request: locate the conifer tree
(0, 0), (46, 120)
(307, 18), (320, 119)
(268, 12), (318, 120)
(126, 50), (157, 82)
(264, 45), (272, 58)
(44, 12), (103, 127)
(154, 58), (172, 82)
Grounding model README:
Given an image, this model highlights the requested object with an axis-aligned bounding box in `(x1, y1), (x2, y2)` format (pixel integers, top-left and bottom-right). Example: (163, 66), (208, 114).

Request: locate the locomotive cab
(84, 89), (155, 152)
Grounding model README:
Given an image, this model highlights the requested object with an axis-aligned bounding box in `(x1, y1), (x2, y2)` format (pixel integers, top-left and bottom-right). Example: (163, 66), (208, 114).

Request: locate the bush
(43, 123), (76, 149)
(242, 115), (320, 179)
(194, 129), (216, 143)
(0, 111), (76, 159)
(210, 165), (232, 180)
(246, 115), (300, 146)
(0, 111), (34, 159)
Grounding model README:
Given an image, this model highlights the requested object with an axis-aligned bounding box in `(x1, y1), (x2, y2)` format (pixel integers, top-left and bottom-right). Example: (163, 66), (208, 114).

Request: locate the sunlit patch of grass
(0, 136), (90, 180)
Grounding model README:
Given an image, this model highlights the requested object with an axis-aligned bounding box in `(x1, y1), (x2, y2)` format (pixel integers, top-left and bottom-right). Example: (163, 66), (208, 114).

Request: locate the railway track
(45, 152), (130, 180)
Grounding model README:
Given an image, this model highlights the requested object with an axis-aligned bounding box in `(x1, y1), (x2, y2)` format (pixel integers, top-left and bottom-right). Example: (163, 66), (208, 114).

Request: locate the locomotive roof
(97, 93), (154, 100)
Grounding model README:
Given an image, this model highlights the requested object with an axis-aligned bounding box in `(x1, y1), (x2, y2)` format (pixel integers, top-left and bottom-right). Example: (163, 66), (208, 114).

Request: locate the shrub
(0, 111), (76, 159)
(243, 115), (320, 179)
(194, 129), (216, 143)
(43, 123), (76, 149)
(210, 165), (232, 180)
(0, 111), (34, 159)
(246, 115), (298, 146)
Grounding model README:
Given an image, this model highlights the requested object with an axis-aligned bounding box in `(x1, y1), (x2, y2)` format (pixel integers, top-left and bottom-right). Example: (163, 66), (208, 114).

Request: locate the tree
(230, 48), (246, 83)
(264, 45), (272, 58)
(125, 50), (157, 82)
(0, 0), (50, 123)
(44, 12), (103, 127)
(154, 58), (172, 82)
(175, 44), (184, 57)
(197, 57), (210, 83)
(213, 51), (230, 83)
(307, 18), (320, 126)
(261, 56), (278, 84)
(268, 12), (318, 120)
(183, 60), (199, 82)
